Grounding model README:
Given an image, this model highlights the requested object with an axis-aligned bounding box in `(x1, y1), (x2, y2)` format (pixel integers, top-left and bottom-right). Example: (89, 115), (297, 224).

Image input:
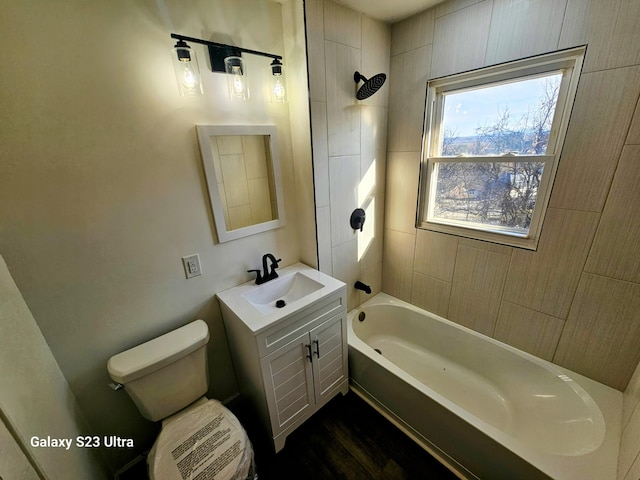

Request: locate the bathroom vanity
(217, 263), (348, 452)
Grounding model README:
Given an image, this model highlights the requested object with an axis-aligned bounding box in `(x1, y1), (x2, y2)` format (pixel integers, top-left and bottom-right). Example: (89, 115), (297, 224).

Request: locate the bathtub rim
(347, 292), (622, 480)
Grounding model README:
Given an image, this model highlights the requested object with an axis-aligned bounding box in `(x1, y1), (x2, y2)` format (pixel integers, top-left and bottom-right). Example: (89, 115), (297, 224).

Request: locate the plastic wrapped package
(148, 399), (256, 480)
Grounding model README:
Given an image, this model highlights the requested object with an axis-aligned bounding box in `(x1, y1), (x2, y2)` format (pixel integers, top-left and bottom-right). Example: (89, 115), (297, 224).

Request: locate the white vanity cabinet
(217, 264), (348, 452)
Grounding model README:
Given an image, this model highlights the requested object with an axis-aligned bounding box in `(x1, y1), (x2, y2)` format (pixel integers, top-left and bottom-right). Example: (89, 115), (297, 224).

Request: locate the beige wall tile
(413, 229), (458, 282)
(485, 0), (566, 66)
(623, 361), (640, 429)
(431, 1), (492, 78)
(209, 137), (222, 181)
(494, 301), (565, 361)
(323, 0), (361, 49)
(316, 206), (332, 275)
(359, 192), (384, 270)
(218, 182), (230, 229)
(623, 453), (640, 480)
(629, 100), (640, 145)
(585, 146), (640, 284)
(329, 155), (360, 246)
(550, 67), (640, 212)
(448, 244), (511, 336)
(248, 177), (272, 224)
(216, 136), (243, 155)
(435, 0), (485, 18)
(359, 261), (382, 304)
(242, 135), (268, 179)
(560, 0), (640, 73)
(361, 106), (388, 198)
(391, 8), (435, 56)
(384, 151), (420, 234)
(410, 272), (451, 318)
(459, 237), (512, 256)
(387, 46), (431, 152)
(325, 41), (361, 157)
(503, 207), (599, 319)
(219, 154), (249, 207)
(332, 239), (360, 311)
(305, 0), (326, 102)
(382, 228), (416, 301)
(311, 101), (330, 207)
(361, 16), (391, 107)
(228, 204), (252, 231)
(621, 411), (640, 480)
(554, 274), (640, 391)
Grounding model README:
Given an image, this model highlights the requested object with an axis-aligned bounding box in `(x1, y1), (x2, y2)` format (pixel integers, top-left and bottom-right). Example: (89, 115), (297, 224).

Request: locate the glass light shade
(270, 62), (287, 103)
(224, 56), (249, 100)
(171, 44), (203, 96)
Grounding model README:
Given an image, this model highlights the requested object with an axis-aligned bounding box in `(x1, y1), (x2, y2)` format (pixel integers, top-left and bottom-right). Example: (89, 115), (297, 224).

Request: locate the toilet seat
(148, 399), (254, 480)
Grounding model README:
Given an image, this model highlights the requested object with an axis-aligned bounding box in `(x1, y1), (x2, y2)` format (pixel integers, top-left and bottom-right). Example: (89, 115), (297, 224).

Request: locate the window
(417, 48), (585, 249)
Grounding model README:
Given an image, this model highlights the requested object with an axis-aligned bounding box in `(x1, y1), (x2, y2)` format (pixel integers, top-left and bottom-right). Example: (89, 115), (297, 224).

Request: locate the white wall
(384, 0), (640, 392)
(0, 256), (109, 479)
(0, 0), (312, 472)
(306, 0), (390, 311)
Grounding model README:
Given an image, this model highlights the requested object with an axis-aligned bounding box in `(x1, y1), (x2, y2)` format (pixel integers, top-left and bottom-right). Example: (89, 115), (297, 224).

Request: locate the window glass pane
(440, 74), (562, 157)
(431, 161), (545, 234)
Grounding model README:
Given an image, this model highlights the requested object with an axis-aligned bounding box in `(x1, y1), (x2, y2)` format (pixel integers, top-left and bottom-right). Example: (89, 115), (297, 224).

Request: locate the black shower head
(354, 71), (386, 100)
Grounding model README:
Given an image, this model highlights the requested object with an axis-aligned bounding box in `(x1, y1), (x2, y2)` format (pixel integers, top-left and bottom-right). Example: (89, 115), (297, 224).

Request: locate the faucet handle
(247, 269), (263, 284)
(270, 258), (282, 275)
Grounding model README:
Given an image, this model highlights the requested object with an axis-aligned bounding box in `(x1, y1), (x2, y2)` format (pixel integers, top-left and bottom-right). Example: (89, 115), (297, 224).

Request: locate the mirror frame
(197, 125), (286, 243)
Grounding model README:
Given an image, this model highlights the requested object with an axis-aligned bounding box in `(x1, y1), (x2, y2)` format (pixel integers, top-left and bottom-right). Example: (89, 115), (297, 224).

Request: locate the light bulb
(272, 77), (286, 102)
(181, 63), (198, 89)
(224, 56), (249, 100)
(232, 66), (245, 96)
(269, 59), (287, 103)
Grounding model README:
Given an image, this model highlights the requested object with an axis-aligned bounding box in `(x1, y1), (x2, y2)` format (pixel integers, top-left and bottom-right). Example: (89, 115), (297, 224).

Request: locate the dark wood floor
(237, 392), (459, 480)
(119, 391), (459, 479)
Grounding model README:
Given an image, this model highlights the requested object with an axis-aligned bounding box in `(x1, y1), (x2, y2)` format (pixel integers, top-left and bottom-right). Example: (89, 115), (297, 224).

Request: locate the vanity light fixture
(170, 33), (286, 101)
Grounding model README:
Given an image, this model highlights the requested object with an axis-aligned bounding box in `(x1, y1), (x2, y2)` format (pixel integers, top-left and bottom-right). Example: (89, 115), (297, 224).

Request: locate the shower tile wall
(622, 362), (640, 480)
(383, 2), (640, 477)
(383, 0), (640, 391)
(306, 0), (389, 311)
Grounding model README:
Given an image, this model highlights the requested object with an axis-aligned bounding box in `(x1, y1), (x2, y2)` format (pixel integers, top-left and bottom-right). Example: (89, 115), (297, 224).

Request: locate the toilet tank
(107, 320), (210, 422)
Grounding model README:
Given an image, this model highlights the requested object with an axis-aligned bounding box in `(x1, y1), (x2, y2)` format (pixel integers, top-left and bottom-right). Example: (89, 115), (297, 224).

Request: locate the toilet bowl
(107, 320), (255, 480)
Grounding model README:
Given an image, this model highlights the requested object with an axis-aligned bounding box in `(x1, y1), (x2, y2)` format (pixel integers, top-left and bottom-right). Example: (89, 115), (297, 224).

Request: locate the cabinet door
(310, 313), (348, 405)
(260, 332), (315, 437)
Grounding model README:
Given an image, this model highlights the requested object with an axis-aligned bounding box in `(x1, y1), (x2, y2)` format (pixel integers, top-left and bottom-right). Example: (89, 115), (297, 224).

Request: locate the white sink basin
(242, 272), (324, 314)
(216, 263), (346, 333)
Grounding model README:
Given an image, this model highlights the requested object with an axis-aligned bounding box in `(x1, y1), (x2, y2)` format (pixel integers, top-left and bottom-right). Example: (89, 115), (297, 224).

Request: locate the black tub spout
(354, 281), (372, 294)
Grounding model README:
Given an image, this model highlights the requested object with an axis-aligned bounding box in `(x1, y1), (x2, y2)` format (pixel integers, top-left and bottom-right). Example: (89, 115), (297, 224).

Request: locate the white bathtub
(348, 293), (622, 480)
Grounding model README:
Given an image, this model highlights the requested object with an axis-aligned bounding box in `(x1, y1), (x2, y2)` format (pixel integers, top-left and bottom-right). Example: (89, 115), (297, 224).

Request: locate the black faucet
(354, 281), (372, 294)
(247, 253), (282, 285)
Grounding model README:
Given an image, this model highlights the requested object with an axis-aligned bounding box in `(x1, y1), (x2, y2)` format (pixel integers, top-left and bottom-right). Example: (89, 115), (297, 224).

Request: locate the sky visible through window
(442, 73), (563, 138)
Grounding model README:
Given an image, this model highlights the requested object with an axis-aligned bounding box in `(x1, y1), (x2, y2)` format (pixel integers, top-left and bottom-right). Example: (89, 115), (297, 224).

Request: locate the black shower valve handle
(350, 208), (366, 232)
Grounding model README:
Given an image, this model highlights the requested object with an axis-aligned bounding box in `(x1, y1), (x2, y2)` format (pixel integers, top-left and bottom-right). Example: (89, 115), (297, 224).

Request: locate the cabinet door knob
(306, 344), (312, 362)
(313, 339), (320, 358)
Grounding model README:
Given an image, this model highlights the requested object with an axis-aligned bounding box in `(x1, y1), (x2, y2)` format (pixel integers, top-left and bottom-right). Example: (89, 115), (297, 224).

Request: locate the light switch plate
(182, 254), (202, 279)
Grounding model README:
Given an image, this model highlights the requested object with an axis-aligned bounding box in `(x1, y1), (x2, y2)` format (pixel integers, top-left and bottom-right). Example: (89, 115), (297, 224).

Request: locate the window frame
(417, 47), (585, 250)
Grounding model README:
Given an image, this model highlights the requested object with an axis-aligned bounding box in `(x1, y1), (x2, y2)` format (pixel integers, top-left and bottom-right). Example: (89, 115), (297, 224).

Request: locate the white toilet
(107, 320), (255, 480)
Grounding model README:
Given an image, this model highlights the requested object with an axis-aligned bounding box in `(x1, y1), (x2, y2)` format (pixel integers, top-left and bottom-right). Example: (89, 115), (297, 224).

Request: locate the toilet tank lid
(107, 320), (209, 384)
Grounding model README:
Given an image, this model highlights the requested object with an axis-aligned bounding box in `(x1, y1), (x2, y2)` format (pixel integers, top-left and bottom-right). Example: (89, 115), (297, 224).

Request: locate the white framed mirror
(196, 125), (286, 243)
